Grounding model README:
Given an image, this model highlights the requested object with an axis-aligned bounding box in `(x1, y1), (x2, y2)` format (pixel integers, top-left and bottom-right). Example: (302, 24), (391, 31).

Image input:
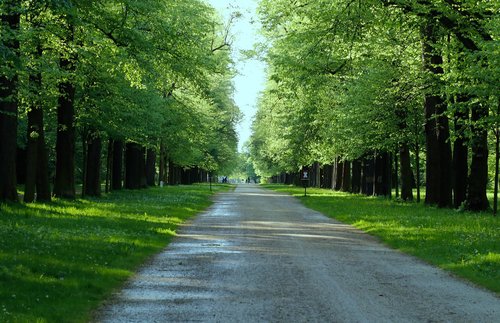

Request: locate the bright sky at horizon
(206, 0), (267, 152)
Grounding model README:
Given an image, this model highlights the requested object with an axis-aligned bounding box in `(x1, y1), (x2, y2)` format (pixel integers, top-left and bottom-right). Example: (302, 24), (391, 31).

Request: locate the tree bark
(331, 158), (338, 190)
(394, 153), (399, 198)
(146, 148), (156, 186)
(24, 72), (50, 203)
(125, 142), (144, 189)
(321, 164), (332, 189)
(415, 141), (421, 203)
(53, 28), (77, 199)
(362, 156), (375, 196)
(400, 143), (414, 201)
(374, 152), (391, 196)
(351, 159), (362, 194)
(335, 160), (343, 191)
(159, 141), (167, 186)
(105, 139), (112, 193)
(139, 146), (147, 188)
(111, 140), (123, 190)
(0, 2), (20, 202)
(466, 105), (489, 211)
(84, 133), (102, 197)
(494, 127), (499, 216)
(24, 88), (40, 202)
(453, 100), (468, 208)
(341, 161), (351, 192)
(421, 17), (452, 207)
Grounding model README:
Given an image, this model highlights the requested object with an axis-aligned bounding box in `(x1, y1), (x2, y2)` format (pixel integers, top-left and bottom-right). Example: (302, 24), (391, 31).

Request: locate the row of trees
(250, 0), (499, 212)
(0, 1), (240, 202)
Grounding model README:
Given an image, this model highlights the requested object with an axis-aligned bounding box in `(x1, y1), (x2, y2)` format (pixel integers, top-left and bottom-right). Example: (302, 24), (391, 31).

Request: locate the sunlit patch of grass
(0, 184), (232, 322)
(263, 184), (500, 294)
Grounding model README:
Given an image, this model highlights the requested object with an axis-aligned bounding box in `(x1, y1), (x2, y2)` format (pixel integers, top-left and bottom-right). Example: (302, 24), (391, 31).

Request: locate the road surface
(96, 184), (499, 322)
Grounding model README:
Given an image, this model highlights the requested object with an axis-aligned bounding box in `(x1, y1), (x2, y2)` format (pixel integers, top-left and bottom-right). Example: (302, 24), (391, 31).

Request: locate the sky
(206, 0), (267, 152)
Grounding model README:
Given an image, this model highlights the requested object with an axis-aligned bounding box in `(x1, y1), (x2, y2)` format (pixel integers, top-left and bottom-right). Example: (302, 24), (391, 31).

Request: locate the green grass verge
(0, 184), (232, 322)
(263, 184), (500, 295)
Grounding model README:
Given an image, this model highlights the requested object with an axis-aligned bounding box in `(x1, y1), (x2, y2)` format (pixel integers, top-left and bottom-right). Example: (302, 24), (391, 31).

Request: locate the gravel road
(96, 184), (500, 322)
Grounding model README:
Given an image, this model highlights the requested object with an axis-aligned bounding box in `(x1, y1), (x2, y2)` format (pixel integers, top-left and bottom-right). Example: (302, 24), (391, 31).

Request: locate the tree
(252, 0), (497, 213)
(0, 0), (20, 201)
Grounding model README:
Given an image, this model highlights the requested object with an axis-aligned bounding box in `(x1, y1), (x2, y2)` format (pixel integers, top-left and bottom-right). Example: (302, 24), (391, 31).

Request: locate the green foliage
(11, 0), (240, 178)
(230, 151), (258, 179)
(0, 184), (232, 322)
(264, 184), (500, 294)
(250, 0), (498, 180)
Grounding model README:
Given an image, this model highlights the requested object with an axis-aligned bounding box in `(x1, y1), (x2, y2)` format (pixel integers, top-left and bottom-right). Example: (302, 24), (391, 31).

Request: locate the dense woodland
(250, 0), (499, 212)
(0, 0), (240, 202)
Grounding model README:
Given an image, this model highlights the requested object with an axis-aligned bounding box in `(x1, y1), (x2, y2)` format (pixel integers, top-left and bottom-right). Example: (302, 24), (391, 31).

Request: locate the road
(96, 184), (499, 322)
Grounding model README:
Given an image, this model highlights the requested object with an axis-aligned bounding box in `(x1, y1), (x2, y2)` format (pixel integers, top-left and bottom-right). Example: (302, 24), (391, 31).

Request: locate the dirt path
(96, 184), (499, 322)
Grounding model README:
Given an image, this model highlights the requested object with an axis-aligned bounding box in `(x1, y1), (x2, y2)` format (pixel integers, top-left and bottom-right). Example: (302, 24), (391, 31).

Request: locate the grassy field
(263, 184), (500, 295)
(0, 184), (231, 322)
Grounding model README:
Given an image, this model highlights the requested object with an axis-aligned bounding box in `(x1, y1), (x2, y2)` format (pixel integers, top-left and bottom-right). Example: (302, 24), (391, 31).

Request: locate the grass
(0, 184), (232, 323)
(263, 184), (500, 295)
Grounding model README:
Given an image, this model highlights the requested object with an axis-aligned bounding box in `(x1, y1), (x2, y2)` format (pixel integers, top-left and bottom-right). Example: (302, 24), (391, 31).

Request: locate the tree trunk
(415, 141), (421, 203)
(105, 139), (112, 193)
(321, 164), (332, 189)
(146, 148), (156, 186)
(331, 158), (338, 190)
(53, 28), (77, 199)
(313, 162), (321, 188)
(351, 159), (362, 194)
(494, 128), (499, 216)
(387, 152), (393, 199)
(466, 105), (489, 211)
(341, 161), (351, 192)
(125, 142), (144, 189)
(453, 105), (469, 208)
(36, 141), (50, 201)
(139, 146), (147, 188)
(375, 152), (391, 196)
(159, 141), (167, 186)
(168, 160), (175, 185)
(111, 140), (123, 190)
(400, 143), (414, 201)
(373, 154), (378, 196)
(81, 129), (88, 197)
(84, 133), (102, 197)
(394, 152), (399, 198)
(335, 160), (343, 191)
(452, 95), (469, 208)
(0, 3), (20, 202)
(24, 68), (51, 202)
(362, 156), (374, 196)
(421, 17), (452, 207)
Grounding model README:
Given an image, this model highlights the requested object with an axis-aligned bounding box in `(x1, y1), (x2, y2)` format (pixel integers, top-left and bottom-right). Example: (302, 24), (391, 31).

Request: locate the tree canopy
(250, 0), (499, 211)
(0, 0), (241, 201)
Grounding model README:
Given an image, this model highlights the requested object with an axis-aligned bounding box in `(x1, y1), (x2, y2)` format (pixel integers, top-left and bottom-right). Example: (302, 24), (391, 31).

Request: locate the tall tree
(0, 0), (20, 201)
(23, 5), (51, 202)
(421, 17), (453, 207)
(53, 19), (77, 198)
